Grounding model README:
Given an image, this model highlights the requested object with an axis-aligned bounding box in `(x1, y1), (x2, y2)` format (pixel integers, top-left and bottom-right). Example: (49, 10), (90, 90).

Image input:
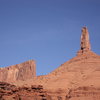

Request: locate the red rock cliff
(0, 60), (36, 82)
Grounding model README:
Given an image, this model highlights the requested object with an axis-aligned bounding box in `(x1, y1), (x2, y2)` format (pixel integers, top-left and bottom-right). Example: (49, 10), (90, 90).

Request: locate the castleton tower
(77, 27), (92, 55)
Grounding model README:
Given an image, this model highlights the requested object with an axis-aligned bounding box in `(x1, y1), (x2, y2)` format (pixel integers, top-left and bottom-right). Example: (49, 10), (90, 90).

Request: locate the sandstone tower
(80, 27), (91, 51)
(77, 27), (91, 55)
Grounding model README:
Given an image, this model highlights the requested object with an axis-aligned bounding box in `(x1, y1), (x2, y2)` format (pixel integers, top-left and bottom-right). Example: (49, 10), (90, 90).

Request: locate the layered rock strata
(0, 82), (100, 100)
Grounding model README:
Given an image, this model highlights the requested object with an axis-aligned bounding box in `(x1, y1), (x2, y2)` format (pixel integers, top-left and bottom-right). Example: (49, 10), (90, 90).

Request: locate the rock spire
(80, 27), (91, 51)
(77, 27), (91, 55)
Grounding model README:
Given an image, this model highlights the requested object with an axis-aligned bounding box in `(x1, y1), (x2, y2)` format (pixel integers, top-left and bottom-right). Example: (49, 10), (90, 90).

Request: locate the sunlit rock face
(0, 60), (36, 82)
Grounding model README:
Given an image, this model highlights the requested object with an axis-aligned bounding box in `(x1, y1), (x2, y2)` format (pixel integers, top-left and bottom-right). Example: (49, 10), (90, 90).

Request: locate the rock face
(0, 60), (36, 82)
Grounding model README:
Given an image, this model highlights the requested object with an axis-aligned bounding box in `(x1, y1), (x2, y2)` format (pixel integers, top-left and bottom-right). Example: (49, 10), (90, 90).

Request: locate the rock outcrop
(0, 60), (36, 82)
(66, 86), (100, 100)
(0, 82), (65, 100)
(1, 82), (100, 100)
(81, 27), (91, 50)
(0, 82), (48, 100)
(77, 27), (91, 55)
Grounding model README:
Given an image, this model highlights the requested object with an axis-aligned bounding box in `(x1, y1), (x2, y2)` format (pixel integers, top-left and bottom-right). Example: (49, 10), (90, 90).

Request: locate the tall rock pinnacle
(80, 27), (91, 51)
(77, 27), (91, 55)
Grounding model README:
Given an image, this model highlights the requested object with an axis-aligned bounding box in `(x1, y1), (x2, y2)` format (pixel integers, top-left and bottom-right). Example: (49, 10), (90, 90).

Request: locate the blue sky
(0, 0), (100, 75)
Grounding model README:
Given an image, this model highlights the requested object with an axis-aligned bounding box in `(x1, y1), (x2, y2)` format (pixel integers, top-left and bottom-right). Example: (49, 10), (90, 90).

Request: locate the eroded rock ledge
(0, 82), (100, 100)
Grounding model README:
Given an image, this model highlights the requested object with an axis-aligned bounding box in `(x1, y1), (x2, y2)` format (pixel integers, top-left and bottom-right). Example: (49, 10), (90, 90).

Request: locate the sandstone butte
(0, 27), (100, 100)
